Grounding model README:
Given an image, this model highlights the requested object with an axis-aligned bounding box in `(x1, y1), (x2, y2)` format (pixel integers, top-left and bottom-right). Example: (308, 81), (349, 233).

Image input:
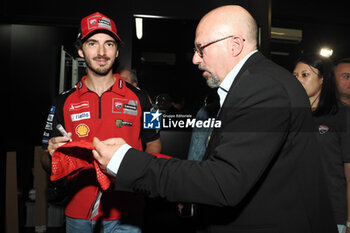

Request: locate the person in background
(120, 68), (139, 87)
(41, 12), (161, 233)
(187, 89), (219, 161)
(293, 53), (350, 233)
(334, 58), (350, 106)
(92, 5), (337, 233)
(119, 67), (154, 114)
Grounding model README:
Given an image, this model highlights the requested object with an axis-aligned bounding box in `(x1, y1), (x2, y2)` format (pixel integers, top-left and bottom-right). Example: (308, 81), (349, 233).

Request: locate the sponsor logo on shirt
(112, 98), (126, 113)
(75, 123), (90, 137)
(50, 106), (56, 114)
(319, 125), (329, 134)
(69, 101), (90, 111)
(45, 122), (53, 130)
(47, 114), (54, 122)
(115, 119), (133, 128)
(71, 112), (91, 122)
(112, 98), (138, 116)
(124, 100), (138, 116)
(114, 102), (123, 110)
(42, 138), (49, 144)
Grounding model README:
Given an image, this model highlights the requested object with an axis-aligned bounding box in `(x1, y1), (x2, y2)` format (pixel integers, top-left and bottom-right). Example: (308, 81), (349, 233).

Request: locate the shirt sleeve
(42, 91), (73, 149)
(106, 144), (132, 176)
(42, 100), (64, 149)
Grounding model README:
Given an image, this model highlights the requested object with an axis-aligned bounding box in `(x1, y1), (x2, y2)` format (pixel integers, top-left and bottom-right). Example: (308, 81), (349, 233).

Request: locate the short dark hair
(295, 53), (338, 116)
(335, 57), (350, 66)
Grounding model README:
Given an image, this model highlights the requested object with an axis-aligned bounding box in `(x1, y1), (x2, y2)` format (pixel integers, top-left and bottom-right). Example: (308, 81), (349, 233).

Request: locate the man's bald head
(192, 5), (258, 86)
(197, 5), (257, 52)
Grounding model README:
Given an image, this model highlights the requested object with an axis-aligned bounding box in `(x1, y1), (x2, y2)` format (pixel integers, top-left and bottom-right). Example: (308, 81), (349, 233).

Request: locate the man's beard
(85, 55), (113, 76)
(199, 65), (220, 88)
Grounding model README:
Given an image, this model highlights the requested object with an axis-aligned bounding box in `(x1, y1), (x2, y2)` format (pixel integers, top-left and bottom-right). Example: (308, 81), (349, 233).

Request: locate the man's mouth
(94, 56), (110, 64)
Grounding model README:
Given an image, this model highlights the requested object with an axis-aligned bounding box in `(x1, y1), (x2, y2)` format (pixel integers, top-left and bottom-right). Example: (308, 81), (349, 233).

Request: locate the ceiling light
(319, 48), (333, 57)
(135, 17), (143, 40)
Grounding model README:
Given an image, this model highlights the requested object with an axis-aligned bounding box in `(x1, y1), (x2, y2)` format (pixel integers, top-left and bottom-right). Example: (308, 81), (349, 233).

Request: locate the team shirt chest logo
(114, 102), (123, 110)
(69, 101), (90, 111)
(112, 98), (138, 116)
(318, 125), (329, 134)
(75, 123), (90, 137)
(71, 112), (91, 122)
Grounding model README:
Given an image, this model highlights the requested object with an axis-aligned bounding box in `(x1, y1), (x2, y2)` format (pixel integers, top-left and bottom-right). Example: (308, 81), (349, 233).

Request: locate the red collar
(76, 74), (126, 97)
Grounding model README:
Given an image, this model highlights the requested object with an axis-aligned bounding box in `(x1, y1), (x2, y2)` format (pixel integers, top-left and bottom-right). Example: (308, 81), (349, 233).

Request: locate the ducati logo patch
(112, 98), (126, 113)
(115, 102), (123, 110)
(318, 125), (329, 134)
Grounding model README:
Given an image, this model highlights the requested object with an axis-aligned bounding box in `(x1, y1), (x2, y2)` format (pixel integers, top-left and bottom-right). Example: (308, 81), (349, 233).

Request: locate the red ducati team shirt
(42, 74), (159, 220)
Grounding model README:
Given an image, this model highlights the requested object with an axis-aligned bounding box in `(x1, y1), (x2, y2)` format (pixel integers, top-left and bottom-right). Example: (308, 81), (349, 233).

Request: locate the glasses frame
(193, 35), (245, 57)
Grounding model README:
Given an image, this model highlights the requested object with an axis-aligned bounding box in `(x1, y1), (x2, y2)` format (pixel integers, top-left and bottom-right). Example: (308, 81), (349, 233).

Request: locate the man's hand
(92, 137), (127, 172)
(48, 133), (72, 155)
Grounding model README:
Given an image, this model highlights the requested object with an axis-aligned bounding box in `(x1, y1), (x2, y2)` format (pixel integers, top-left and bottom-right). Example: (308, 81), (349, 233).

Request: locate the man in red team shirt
(41, 12), (161, 233)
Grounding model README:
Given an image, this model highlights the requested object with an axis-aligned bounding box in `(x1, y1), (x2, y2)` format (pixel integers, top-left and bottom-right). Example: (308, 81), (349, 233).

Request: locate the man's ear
(115, 50), (119, 58)
(78, 49), (84, 58)
(230, 36), (244, 57)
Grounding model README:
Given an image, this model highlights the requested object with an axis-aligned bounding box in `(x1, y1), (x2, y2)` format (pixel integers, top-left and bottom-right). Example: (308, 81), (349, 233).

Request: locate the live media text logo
(143, 110), (221, 129)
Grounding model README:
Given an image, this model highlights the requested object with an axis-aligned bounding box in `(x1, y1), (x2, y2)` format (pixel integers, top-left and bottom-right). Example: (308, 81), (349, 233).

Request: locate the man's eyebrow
(85, 39), (116, 43)
(86, 39), (97, 43)
(105, 40), (116, 44)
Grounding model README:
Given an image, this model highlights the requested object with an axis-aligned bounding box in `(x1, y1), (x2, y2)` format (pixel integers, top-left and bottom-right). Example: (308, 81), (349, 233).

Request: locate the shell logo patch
(75, 123), (90, 137)
(318, 125), (329, 134)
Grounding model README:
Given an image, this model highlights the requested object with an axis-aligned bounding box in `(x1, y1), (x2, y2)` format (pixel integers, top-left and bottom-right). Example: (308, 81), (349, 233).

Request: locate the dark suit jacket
(114, 52), (337, 233)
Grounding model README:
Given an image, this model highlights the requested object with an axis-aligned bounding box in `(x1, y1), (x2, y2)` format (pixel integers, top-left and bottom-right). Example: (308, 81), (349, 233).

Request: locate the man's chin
(206, 79), (220, 88)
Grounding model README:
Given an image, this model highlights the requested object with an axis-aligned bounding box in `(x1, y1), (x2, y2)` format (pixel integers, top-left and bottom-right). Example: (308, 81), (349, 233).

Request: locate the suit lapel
(221, 51), (264, 110)
(202, 52), (265, 161)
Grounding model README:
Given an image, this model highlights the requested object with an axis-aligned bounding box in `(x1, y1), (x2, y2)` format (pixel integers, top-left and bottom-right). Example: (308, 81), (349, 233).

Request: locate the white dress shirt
(217, 50), (257, 107)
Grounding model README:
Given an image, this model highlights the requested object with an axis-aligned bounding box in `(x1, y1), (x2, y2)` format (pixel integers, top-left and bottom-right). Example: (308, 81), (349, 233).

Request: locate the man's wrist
(106, 144), (131, 177)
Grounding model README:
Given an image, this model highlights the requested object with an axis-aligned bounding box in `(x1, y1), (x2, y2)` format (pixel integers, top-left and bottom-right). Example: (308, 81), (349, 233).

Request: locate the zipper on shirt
(88, 191), (102, 220)
(89, 86), (113, 119)
(98, 96), (102, 119)
(97, 88), (113, 119)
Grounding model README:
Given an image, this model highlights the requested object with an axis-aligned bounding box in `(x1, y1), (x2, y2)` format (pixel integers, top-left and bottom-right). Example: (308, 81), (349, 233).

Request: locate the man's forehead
(337, 63), (350, 69)
(194, 26), (213, 44)
(87, 33), (116, 42)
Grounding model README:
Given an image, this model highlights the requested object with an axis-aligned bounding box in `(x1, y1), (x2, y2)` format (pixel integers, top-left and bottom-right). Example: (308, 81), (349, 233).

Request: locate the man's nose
(97, 44), (106, 55)
(192, 50), (202, 65)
